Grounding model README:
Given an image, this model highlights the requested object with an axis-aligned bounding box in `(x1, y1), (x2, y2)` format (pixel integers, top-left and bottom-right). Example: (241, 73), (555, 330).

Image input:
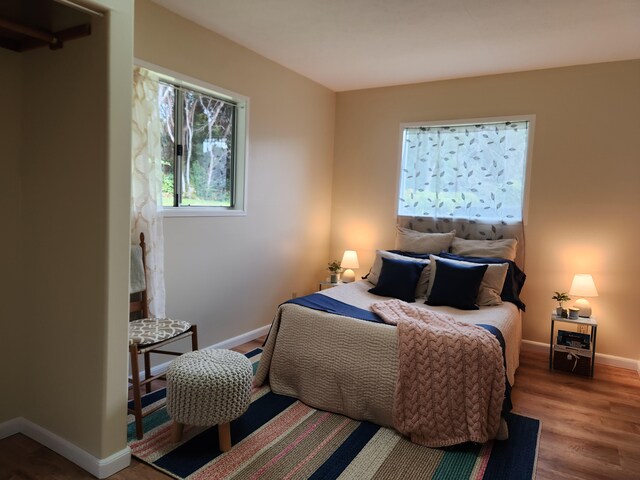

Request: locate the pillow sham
(438, 252), (526, 310)
(368, 250), (431, 298)
(368, 256), (426, 303)
(426, 259), (487, 310)
(450, 237), (518, 262)
(426, 255), (508, 306)
(395, 226), (456, 254)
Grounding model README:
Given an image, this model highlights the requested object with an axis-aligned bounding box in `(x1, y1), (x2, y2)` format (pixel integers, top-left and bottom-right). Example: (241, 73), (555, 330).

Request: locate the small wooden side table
(549, 314), (598, 377)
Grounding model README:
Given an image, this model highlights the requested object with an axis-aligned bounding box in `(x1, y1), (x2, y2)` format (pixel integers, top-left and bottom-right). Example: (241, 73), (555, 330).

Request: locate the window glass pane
(158, 82), (176, 207)
(398, 121), (530, 222)
(180, 90), (235, 207)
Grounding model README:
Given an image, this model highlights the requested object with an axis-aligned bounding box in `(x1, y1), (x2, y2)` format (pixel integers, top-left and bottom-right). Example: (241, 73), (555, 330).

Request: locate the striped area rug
(128, 349), (540, 479)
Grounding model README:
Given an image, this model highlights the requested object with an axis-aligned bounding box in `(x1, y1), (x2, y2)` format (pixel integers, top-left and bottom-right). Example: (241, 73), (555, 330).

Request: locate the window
(149, 66), (248, 215)
(398, 117), (534, 223)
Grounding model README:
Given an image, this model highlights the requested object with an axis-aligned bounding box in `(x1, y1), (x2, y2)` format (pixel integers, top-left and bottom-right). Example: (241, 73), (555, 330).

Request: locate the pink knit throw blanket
(371, 299), (505, 447)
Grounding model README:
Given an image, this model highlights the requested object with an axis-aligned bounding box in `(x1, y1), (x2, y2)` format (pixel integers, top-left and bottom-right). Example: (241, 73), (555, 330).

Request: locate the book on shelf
(557, 330), (590, 350)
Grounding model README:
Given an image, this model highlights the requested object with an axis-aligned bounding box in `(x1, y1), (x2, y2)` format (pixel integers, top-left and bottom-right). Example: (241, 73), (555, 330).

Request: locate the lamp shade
(569, 274), (598, 297)
(341, 250), (359, 269)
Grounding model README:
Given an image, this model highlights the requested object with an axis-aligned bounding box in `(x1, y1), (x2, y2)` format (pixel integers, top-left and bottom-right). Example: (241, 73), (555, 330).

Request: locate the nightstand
(319, 281), (342, 291)
(549, 314), (598, 377)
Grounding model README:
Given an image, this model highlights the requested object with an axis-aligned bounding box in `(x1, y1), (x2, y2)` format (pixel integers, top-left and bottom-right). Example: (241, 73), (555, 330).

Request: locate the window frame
(396, 115), (535, 225)
(135, 59), (249, 217)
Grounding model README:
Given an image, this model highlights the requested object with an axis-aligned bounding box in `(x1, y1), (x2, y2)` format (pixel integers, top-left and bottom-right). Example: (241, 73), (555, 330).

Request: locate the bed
(255, 217), (526, 447)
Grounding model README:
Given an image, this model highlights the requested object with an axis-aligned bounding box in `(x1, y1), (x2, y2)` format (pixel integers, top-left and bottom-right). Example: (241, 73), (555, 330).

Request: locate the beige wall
(135, 0), (336, 350)
(332, 60), (640, 361)
(0, 49), (23, 423)
(0, 0), (133, 462)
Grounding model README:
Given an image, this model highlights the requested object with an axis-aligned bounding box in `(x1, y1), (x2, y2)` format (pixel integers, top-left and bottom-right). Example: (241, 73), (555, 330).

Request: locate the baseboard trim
(139, 323), (271, 380)
(0, 417), (131, 478)
(0, 417), (21, 439)
(206, 324), (270, 352)
(522, 339), (640, 371)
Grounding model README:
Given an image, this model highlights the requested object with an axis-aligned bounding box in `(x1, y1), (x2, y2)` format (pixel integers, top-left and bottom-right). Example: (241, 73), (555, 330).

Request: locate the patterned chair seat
(129, 317), (192, 346)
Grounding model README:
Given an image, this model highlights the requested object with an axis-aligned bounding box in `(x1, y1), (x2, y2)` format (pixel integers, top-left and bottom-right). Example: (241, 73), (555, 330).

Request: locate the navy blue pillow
(437, 252), (526, 311)
(368, 256), (426, 303)
(426, 259), (488, 310)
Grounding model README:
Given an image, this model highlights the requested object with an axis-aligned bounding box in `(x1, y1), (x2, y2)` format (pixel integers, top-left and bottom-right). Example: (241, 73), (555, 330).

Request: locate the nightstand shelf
(319, 280), (343, 291)
(549, 314), (598, 377)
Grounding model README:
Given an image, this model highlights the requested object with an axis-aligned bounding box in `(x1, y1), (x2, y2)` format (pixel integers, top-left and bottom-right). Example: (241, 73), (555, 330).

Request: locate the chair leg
(218, 422), (231, 452)
(144, 351), (152, 394)
(191, 325), (199, 351)
(129, 345), (144, 440)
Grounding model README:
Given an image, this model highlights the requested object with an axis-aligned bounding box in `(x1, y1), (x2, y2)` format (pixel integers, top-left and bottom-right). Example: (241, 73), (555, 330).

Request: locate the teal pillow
(368, 256), (426, 303)
(427, 259), (488, 310)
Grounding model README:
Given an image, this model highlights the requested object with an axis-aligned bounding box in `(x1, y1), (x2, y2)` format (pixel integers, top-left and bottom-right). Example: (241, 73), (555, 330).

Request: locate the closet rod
(53, 0), (104, 17)
(0, 17), (58, 44)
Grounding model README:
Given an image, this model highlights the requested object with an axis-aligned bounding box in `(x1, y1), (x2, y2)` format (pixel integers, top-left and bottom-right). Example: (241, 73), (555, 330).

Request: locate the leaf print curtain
(131, 66), (166, 317)
(398, 121), (530, 223)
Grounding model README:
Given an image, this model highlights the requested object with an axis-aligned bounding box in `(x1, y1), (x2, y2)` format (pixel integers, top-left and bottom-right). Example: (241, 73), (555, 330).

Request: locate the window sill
(161, 207), (247, 218)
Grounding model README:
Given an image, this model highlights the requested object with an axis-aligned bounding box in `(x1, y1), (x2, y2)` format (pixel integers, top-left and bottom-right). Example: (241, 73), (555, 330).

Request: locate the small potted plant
(327, 260), (343, 283)
(552, 291), (571, 317)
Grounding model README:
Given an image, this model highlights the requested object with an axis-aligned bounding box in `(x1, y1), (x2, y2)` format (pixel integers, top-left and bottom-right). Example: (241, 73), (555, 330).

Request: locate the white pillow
(368, 250), (431, 298)
(395, 226), (456, 254)
(450, 237), (517, 262)
(427, 255), (508, 306)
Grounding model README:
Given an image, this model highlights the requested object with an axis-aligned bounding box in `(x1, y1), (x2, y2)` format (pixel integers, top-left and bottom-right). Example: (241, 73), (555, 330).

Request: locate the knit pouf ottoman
(166, 349), (253, 451)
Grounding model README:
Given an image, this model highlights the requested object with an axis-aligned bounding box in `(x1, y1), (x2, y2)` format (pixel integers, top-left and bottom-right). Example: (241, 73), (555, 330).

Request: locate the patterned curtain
(398, 121), (529, 223)
(131, 66), (166, 318)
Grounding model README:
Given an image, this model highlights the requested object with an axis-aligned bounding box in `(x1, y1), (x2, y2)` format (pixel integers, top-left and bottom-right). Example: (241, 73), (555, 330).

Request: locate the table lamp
(340, 250), (359, 283)
(569, 274), (598, 317)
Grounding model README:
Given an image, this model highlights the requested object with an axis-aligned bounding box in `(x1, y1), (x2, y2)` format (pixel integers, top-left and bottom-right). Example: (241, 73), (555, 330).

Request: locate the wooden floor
(512, 349), (640, 480)
(1, 343), (639, 479)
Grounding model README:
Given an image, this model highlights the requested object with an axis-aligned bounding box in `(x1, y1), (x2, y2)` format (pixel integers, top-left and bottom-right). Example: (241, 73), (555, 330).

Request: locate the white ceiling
(152, 0), (640, 92)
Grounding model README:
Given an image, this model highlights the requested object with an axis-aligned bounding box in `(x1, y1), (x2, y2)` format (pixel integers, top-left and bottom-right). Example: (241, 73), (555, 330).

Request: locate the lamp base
(573, 298), (592, 317)
(342, 269), (356, 283)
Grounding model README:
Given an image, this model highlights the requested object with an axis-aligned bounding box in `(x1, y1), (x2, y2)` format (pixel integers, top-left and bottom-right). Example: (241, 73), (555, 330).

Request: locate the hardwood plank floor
(1, 342), (639, 479)
(512, 349), (640, 480)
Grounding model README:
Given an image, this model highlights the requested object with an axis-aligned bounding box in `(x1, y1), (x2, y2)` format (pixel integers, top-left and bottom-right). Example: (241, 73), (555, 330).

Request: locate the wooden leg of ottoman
(171, 422), (184, 443)
(218, 422), (231, 452)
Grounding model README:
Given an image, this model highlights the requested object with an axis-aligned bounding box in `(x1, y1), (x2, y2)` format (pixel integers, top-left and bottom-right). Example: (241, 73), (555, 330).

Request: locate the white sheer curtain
(398, 121), (530, 223)
(131, 66), (166, 318)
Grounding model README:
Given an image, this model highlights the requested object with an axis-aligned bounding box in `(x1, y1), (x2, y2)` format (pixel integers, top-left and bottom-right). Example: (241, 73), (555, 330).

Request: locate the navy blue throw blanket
(283, 293), (512, 416)
(286, 293), (384, 323)
(477, 324), (513, 416)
